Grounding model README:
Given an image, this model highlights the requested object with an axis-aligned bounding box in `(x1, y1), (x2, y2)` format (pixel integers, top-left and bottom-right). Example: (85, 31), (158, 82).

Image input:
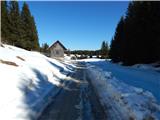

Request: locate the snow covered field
(84, 59), (160, 120)
(0, 44), (75, 120)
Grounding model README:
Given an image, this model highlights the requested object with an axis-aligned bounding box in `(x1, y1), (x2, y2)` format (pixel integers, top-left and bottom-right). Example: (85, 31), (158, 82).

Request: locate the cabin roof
(49, 40), (67, 50)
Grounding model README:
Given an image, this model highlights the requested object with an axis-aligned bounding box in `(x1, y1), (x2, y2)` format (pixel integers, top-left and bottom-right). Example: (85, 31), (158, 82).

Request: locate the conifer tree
(21, 2), (32, 50)
(101, 41), (106, 51)
(150, 2), (160, 62)
(124, 1), (160, 64)
(109, 17), (125, 62)
(40, 43), (49, 53)
(30, 16), (39, 50)
(21, 2), (39, 50)
(110, 1), (160, 65)
(1, 1), (9, 43)
(105, 42), (109, 52)
(101, 41), (109, 58)
(8, 1), (23, 46)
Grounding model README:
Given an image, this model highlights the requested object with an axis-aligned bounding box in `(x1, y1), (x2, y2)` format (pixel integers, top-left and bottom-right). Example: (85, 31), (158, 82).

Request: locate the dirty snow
(84, 60), (160, 120)
(87, 60), (160, 103)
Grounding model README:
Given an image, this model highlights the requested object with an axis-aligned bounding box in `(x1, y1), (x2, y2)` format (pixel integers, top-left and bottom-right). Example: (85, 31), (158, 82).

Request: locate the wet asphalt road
(38, 63), (107, 120)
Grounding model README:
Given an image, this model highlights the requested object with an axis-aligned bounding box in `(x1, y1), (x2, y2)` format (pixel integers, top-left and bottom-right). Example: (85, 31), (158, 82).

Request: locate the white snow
(132, 63), (160, 72)
(88, 61), (160, 103)
(0, 44), (75, 120)
(76, 58), (105, 62)
(86, 61), (160, 120)
(1, 46), (160, 120)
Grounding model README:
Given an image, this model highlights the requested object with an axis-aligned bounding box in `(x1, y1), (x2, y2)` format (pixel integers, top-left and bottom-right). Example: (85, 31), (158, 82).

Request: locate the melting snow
(0, 44), (74, 120)
(85, 60), (160, 120)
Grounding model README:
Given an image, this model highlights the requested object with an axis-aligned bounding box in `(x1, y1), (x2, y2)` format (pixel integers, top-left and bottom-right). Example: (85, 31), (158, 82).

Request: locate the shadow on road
(38, 62), (107, 120)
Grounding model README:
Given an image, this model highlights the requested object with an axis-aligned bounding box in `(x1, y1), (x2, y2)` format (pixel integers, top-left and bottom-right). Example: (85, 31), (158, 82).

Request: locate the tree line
(70, 50), (101, 58)
(109, 1), (160, 65)
(70, 41), (109, 59)
(1, 1), (39, 51)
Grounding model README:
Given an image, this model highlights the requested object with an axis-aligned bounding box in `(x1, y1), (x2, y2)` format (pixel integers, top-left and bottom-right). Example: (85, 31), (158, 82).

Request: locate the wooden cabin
(49, 40), (67, 58)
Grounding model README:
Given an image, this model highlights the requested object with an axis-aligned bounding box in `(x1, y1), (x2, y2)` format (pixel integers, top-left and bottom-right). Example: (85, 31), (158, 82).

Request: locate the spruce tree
(109, 17), (125, 62)
(1, 1), (9, 43)
(21, 2), (39, 50)
(40, 43), (49, 53)
(8, 1), (23, 46)
(124, 1), (160, 64)
(105, 41), (109, 54)
(101, 41), (106, 51)
(30, 16), (39, 50)
(150, 2), (160, 62)
(101, 41), (109, 58)
(110, 1), (160, 65)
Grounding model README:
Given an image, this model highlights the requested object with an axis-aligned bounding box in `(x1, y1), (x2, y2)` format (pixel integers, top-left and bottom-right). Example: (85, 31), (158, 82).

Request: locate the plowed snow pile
(86, 62), (160, 120)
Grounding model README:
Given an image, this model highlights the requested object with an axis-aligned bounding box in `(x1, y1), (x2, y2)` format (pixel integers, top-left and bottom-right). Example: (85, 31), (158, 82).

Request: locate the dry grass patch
(0, 59), (18, 67)
(16, 56), (25, 61)
(0, 44), (5, 48)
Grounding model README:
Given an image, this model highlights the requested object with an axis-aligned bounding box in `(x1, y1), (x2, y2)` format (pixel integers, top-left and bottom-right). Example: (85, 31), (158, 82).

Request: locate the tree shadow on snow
(18, 68), (62, 120)
(46, 59), (71, 76)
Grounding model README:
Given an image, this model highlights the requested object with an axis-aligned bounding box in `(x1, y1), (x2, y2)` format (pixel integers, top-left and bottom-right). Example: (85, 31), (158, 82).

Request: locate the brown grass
(16, 56), (25, 61)
(0, 59), (18, 67)
(0, 44), (5, 48)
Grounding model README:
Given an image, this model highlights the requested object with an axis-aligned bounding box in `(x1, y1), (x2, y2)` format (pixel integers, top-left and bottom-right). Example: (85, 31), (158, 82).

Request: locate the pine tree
(110, 1), (160, 65)
(109, 16), (125, 62)
(1, 1), (9, 43)
(30, 16), (39, 50)
(21, 2), (32, 50)
(101, 41), (106, 51)
(8, 1), (23, 46)
(124, 1), (160, 64)
(40, 43), (49, 53)
(101, 41), (109, 58)
(21, 2), (39, 50)
(105, 41), (109, 54)
(150, 2), (160, 62)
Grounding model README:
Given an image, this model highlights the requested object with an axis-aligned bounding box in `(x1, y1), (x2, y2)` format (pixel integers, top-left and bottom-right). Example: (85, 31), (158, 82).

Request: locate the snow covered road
(88, 60), (160, 103)
(38, 63), (107, 120)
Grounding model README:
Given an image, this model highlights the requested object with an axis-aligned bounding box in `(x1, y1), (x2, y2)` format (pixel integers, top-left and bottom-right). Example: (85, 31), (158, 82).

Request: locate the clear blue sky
(19, 1), (129, 50)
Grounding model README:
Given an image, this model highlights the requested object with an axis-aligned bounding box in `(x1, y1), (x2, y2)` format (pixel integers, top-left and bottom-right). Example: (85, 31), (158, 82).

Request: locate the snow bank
(0, 45), (75, 120)
(132, 63), (160, 73)
(86, 64), (160, 120)
(77, 58), (105, 62)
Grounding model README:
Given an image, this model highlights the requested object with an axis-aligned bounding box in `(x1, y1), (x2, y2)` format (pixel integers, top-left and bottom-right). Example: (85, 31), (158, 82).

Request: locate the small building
(49, 40), (67, 58)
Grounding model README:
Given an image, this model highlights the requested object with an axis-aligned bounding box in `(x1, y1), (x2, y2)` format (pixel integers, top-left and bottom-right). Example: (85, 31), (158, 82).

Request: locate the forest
(1, 1), (39, 51)
(109, 1), (160, 65)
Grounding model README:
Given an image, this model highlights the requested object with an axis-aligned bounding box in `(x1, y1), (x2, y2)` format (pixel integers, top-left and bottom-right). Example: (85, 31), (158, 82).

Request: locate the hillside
(0, 44), (74, 120)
